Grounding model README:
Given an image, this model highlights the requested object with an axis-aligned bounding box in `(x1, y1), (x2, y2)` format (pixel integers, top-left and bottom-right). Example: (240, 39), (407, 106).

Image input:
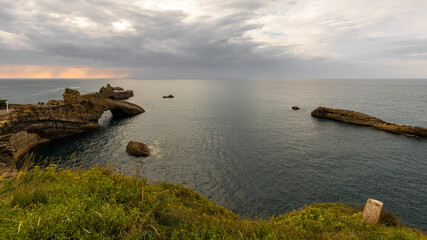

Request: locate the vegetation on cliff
(0, 167), (425, 239)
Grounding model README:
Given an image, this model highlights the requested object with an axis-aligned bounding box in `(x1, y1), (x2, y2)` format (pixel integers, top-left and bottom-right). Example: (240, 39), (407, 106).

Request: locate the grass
(0, 166), (425, 239)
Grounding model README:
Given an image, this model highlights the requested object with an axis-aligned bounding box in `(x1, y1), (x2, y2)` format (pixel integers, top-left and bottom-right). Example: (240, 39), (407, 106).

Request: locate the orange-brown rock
(311, 107), (427, 137)
(0, 85), (144, 179)
(99, 84), (133, 100)
(126, 141), (150, 157)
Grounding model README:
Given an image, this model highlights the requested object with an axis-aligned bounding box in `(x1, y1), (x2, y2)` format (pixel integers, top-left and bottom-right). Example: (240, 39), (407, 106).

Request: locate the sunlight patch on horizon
(0, 65), (129, 78)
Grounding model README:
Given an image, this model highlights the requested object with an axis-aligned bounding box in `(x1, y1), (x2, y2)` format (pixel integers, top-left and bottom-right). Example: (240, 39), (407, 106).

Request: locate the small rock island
(311, 107), (427, 137)
(0, 85), (144, 179)
(126, 141), (150, 157)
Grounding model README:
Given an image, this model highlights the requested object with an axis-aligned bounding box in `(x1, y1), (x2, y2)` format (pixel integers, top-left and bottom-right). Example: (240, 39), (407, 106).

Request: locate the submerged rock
(126, 141), (150, 157)
(311, 107), (427, 137)
(292, 106), (300, 110)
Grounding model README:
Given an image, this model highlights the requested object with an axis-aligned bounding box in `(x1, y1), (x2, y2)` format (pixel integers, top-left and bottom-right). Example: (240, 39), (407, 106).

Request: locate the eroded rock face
(311, 107), (427, 137)
(0, 85), (145, 179)
(100, 84), (133, 100)
(126, 141), (150, 157)
(63, 88), (80, 104)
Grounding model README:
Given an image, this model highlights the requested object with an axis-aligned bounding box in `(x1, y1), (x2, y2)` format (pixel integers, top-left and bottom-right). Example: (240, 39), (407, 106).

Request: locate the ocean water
(1, 79), (426, 230)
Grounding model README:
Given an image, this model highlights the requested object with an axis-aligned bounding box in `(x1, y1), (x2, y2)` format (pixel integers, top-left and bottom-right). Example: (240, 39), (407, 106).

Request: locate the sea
(1, 79), (426, 230)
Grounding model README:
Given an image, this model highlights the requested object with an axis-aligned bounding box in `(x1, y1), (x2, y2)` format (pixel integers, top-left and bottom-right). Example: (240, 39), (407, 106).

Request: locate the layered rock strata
(0, 85), (144, 179)
(311, 107), (427, 137)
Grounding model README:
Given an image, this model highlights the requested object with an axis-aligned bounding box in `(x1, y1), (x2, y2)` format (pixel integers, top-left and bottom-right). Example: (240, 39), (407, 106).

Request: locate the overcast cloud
(0, 0), (427, 78)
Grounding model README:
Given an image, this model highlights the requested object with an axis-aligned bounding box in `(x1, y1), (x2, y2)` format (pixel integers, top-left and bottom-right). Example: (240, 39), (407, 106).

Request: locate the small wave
(147, 140), (161, 156)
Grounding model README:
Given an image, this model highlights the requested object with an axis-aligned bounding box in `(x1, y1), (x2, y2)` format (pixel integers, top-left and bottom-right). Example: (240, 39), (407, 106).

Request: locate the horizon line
(1, 77), (427, 81)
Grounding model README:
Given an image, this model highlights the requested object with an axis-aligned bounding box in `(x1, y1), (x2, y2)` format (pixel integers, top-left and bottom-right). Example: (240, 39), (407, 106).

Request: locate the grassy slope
(0, 166), (425, 239)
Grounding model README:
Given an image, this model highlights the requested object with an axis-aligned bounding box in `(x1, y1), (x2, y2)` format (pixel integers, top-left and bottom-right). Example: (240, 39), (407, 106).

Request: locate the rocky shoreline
(0, 84), (144, 179)
(311, 107), (427, 137)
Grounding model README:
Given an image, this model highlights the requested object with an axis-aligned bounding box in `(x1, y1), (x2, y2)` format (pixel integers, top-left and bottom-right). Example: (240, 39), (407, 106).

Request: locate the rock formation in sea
(126, 141), (150, 157)
(0, 85), (144, 179)
(292, 106), (300, 110)
(163, 94), (174, 98)
(311, 107), (427, 137)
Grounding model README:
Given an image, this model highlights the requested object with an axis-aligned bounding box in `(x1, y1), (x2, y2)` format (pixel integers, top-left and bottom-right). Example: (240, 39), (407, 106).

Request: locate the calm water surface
(1, 79), (426, 230)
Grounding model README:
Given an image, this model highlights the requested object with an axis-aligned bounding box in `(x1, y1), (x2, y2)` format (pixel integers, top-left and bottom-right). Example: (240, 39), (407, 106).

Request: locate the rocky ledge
(311, 107), (427, 137)
(0, 85), (144, 179)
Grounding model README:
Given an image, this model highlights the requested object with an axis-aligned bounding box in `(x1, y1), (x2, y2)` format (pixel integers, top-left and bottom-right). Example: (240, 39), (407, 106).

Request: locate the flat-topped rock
(311, 107), (427, 137)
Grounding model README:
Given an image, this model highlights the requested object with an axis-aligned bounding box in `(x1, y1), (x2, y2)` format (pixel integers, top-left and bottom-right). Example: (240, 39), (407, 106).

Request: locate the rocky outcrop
(163, 95), (174, 98)
(126, 141), (150, 157)
(311, 107), (427, 137)
(0, 85), (144, 179)
(292, 106), (300, 110)
(99, 84), (133, 100)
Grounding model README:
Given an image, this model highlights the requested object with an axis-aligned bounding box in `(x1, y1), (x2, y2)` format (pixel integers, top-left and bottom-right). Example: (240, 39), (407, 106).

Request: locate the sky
(0, 0), (427, 79)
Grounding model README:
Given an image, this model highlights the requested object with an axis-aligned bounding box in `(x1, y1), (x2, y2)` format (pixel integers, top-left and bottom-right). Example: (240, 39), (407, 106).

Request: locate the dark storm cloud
(0, 0), (297, 78)
(1, 0), (426, 78)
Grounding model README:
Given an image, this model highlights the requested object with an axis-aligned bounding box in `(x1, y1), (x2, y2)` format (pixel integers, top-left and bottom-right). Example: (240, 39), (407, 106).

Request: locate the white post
(6, 101), (9, 113)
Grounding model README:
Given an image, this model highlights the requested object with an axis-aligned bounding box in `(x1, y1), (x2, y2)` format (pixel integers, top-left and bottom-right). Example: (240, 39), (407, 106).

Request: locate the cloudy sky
(0, 0), (427, 79)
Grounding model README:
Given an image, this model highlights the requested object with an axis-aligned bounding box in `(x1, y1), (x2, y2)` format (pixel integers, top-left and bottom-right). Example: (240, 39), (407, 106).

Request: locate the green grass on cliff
(0, 166), (425, 239)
